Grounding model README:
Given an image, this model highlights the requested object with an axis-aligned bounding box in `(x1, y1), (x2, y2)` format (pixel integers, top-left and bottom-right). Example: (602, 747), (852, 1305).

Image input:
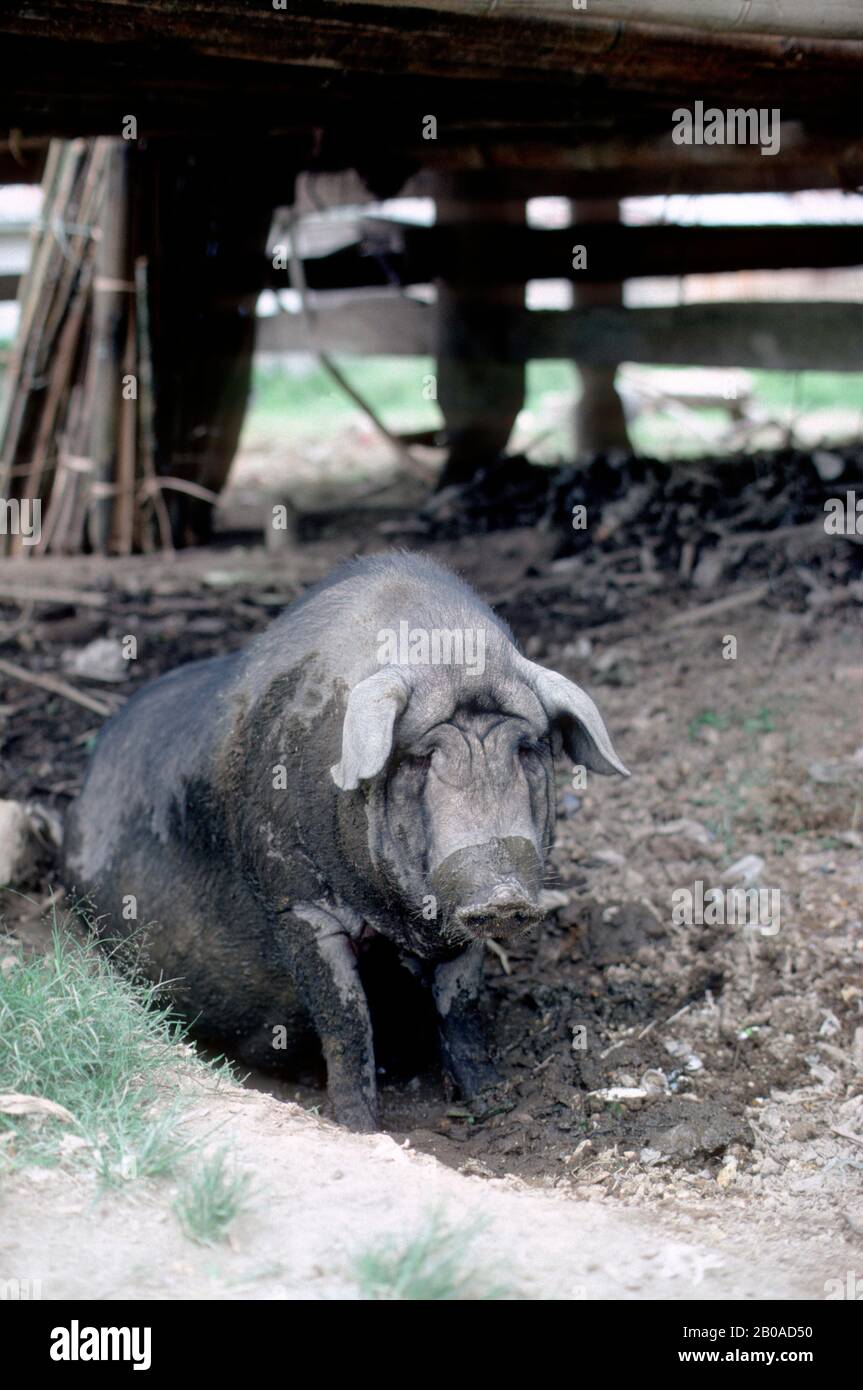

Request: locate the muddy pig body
(64, 553), (627, 1129)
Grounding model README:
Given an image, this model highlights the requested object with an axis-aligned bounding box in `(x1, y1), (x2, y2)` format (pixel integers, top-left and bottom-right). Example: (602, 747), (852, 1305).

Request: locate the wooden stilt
(434, 174), (526, 491)
(138, 140), (278, 544)
(571, 200), (630, 459)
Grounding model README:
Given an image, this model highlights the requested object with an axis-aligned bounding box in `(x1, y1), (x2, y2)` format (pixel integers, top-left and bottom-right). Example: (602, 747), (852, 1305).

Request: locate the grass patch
(244, 356), (576, 443)
(243, 357), (863, 465)
(687, 705), (777, 743)
(174, 1148), (253, 1245)
(352, 1210), (507, 1301)
(246, 354), (442, 433)
(0, 903), (212, 1183)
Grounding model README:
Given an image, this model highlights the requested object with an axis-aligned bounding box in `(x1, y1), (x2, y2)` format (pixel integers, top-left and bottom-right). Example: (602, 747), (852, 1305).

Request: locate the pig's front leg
(433, 943), (501, 1101)
(280, 904), (378, 1132)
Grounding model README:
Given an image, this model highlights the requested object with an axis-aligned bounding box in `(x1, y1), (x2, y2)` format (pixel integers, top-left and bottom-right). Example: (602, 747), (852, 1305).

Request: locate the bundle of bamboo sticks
(0, 138), (171, 557)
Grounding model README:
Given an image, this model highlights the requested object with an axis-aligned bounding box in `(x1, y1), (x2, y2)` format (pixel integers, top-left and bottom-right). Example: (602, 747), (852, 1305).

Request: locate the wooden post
(138, 140), (281, 545)
(571, 199), (630, 459)
(434, 174), (525, 490)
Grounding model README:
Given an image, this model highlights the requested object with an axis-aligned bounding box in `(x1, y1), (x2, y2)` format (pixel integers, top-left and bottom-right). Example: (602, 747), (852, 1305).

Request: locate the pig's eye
(402, 751), (433, 775)
(518, 740), (545, 764)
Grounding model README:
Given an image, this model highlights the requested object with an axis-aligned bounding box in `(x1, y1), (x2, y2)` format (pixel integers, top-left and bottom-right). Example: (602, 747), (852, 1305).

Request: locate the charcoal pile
(421, 447), (863, 591)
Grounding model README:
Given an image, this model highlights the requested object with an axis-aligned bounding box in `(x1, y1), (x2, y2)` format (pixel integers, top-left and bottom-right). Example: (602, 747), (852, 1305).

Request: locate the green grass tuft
(352, 1210), (507, 1301)
(173, 1148), (252, 1245)
(0, 904), (201, 1182)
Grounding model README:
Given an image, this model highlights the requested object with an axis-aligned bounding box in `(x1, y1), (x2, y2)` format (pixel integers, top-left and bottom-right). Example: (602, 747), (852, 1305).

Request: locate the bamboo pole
(83, 139), (129, 555)
(114, 295), (137, 555)
(0, 142), (82, 502)
(134, 255), (173, 554)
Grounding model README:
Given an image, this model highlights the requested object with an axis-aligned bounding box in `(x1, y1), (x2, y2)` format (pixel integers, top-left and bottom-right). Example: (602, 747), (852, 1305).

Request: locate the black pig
(64, 554), (628, 1130)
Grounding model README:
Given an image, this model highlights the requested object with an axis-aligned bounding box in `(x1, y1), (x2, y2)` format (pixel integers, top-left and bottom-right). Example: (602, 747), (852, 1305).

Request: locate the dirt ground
(1, 502), (862, 1299)
(1, 1076), (856, 1301)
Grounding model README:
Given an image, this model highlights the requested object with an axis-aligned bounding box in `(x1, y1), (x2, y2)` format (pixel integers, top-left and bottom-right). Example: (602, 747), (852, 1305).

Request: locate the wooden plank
(567, 3), (863, 41)
(399, 223), (863, 285)
(257, 298), (863, 371)
(410, 127), (863, 195)
(298, 130), (863, 197)
(257, 295), (432, 356)
(368, 2), (863, 42)
(260, 223), (863, 294)
(509, 303), (863, 371)
(1, 3), (862, 111)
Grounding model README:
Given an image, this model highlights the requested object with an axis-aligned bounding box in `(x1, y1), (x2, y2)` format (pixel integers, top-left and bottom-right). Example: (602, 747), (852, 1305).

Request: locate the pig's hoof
(466, 1080), (512, 1123)
(450, 1058), (502, 1103)
(331, 1098), (380, 1133)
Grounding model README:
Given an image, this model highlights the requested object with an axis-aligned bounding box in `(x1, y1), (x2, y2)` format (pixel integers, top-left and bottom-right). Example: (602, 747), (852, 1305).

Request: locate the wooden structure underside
(2, 3), (862, 553)
(1, 2), (863, 196)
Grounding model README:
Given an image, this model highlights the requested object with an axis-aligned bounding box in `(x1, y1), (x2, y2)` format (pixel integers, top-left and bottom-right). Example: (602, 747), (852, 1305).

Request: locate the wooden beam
(558, 3), (863, 42)
(362, 2), (863, 43)
(260, 224), (863, 295)
(408, 128), (863, 196)
(7, 221), (861, 305)
(1, 3), (863, 123)
(257, 298), (863, 371)
(475, 303), (863, 371)
(296, 130), (863, 199)
(399, 223), (863, 285)
(257, 295), (431, 356)
(0, 140), (49, 185)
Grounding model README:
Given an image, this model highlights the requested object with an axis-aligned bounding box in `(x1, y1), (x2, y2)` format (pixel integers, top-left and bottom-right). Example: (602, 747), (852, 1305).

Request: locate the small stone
(812, 450), (845, 481)
(716, 1157), (738, 1188)
(587, 1087), (648, 1103)
(788, 1121), (818, 1142)
(539, 889), (571, 911)
(641, 1069), (669, 1095)
(808, 761), (847, 785)
(61, 637), (129, 683)
(721, 854), (765, 887)
(0, 801), (34, 886)
(837, 831), (863, 849)
(692, 549), (725, 590)
(589, 848), (625, 867)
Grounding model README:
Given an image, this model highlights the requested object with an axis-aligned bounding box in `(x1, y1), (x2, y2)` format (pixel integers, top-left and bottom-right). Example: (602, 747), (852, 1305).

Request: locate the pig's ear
(518, 658), (630, 777)
(331, 667), (412, 790)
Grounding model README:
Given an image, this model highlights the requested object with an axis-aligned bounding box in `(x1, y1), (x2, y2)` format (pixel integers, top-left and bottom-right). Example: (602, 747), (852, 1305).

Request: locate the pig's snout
(431, 837), (544, 940)
(454, 884), (542, 937)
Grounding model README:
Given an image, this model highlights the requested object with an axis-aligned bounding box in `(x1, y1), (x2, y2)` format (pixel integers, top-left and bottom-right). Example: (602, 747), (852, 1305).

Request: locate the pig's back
(64, 651), (242, 888)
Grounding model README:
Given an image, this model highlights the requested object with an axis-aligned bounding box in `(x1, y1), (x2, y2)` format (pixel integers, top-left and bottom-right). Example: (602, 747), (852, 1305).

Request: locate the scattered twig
(831, 1126), (863, 1150)
(664, 584), (771, 630)
(0, 656), (115, 716)
(0, 585), (108, 609)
